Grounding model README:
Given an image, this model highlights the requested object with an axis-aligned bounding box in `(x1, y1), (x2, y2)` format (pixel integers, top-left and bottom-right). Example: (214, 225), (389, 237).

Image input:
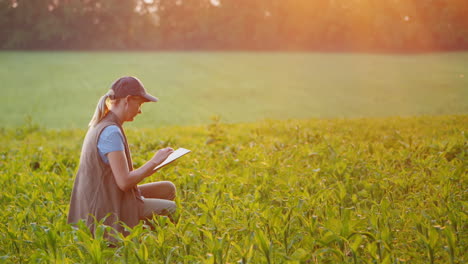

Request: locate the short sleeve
(97, 125), (125, 164)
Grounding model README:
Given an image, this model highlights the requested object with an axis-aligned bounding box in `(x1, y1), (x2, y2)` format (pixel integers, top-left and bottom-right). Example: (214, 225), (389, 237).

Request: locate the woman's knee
(163, 181), (176, 200)
(166, 200), (177, 214)
(142, 198), (176, 218)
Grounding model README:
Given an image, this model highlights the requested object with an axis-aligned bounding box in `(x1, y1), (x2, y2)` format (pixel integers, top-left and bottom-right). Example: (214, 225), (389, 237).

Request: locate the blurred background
(2, 0), (468, 51)
(1, 0), (467, 128)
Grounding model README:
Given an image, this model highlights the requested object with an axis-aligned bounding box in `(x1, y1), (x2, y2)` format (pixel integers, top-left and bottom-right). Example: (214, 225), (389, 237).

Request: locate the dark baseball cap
(108, 76), (158, 102)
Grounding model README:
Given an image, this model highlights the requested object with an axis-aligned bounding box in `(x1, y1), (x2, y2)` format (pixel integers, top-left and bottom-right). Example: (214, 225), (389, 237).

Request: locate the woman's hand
(151, 147), (174, 166)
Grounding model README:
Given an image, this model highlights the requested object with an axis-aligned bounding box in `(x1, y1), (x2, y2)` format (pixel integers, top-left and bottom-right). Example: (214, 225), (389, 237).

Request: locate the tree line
(1, 0), (467, 52)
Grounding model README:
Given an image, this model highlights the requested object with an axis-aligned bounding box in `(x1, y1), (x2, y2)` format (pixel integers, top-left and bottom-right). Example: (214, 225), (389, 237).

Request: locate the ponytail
(88, 94), (110, 127)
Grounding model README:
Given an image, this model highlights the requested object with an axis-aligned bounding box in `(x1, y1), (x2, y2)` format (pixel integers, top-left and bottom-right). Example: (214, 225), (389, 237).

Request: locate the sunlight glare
(210, 0), (220, 7)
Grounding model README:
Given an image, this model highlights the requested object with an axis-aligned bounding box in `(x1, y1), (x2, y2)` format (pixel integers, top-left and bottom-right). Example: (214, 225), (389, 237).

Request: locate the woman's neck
(108, 109), (125, 125)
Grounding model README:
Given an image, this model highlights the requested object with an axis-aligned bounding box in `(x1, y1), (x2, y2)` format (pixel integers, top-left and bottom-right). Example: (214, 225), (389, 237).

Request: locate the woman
(68, 76), (176, 237)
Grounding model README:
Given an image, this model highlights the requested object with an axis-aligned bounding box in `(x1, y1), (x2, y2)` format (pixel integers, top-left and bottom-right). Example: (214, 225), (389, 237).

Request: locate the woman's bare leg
(138, 181), (177, 222)
(138, 181), (176, 200)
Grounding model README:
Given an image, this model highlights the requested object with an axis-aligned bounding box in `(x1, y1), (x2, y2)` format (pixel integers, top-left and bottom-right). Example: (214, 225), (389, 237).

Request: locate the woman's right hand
(151, 147), (174, 166)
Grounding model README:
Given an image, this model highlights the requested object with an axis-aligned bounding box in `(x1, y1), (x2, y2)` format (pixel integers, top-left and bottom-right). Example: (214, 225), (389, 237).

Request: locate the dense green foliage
(1, 51), (468, 128)
(0, 115), (466, 263)
(1, 0), (468, 51)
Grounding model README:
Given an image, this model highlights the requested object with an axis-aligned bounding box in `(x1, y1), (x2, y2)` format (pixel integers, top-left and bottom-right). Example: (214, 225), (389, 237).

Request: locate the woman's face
(125, 96), (147, 122)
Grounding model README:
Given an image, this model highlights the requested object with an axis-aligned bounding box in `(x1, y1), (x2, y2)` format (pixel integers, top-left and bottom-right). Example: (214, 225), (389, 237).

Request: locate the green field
(1, 52), (467, 128)
(0, 115), (466, 263)
(1, 52), (467, 262)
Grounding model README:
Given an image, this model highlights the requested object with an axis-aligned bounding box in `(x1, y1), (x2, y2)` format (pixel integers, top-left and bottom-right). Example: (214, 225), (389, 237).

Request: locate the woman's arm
(108, 147), (174, 192)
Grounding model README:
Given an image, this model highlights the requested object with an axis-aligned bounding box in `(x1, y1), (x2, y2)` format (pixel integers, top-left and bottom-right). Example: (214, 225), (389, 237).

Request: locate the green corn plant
(255, 230), (273, 264)
(72, 220), (114, 264)
(415, 222), (439, 264)
(232, 237), (254, 264)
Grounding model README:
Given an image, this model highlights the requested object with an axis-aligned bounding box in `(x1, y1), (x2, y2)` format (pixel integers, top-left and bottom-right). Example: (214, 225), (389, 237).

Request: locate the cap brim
(142, 93), (159, 102)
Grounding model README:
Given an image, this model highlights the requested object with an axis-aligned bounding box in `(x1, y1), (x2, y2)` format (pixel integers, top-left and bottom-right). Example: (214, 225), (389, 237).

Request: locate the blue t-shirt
(97, 125), (125, 164)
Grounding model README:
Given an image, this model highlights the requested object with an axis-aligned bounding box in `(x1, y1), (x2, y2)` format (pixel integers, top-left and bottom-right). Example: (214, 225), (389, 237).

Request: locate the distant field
(0, 52), (467, 128)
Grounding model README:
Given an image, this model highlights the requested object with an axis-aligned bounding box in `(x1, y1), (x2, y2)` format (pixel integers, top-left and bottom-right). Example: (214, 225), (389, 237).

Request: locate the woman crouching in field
(68, 76), (176, 238)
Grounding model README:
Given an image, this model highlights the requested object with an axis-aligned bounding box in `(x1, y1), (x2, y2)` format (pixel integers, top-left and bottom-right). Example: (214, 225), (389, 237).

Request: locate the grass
(0, 115), (466, 263)
(0, 51), (467, 128)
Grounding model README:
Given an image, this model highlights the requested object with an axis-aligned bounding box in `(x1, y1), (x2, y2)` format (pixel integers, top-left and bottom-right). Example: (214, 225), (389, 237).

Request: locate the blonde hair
(88, 94), (110, 127)
(88, 93), (123, 127)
